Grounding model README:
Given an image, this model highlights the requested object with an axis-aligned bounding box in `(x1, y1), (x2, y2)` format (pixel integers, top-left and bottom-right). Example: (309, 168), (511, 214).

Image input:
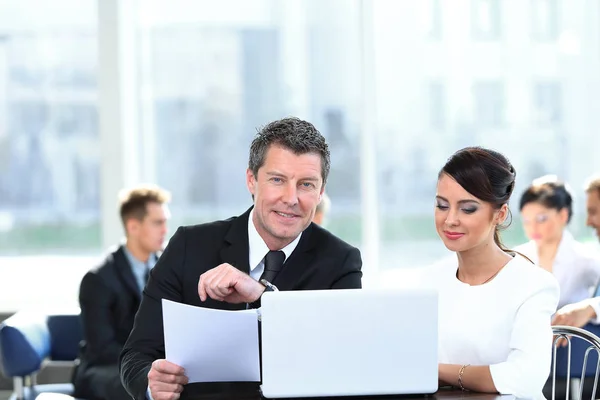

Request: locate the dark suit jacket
(120, 207), (362, 399)
(73, 246), (143, 392)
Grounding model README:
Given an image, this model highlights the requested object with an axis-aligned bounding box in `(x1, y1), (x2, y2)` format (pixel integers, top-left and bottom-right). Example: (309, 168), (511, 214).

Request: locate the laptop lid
(260, 288), (438, 398)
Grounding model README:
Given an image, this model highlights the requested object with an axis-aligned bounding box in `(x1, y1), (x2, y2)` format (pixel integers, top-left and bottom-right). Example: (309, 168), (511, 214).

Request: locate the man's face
(586, 190), (600, 240)
(128, 202), (170, 253)
(247, 144), (324, 250)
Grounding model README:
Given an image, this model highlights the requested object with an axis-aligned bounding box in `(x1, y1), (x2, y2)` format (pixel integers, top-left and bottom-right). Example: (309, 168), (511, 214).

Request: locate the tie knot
(260, 250), (286, 284)
(264, 250), (285, 273)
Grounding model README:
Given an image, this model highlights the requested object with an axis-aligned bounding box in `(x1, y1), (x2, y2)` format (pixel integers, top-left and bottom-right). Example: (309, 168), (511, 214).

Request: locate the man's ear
(126, 218), (140, 237)
(246, 168), (256, 196)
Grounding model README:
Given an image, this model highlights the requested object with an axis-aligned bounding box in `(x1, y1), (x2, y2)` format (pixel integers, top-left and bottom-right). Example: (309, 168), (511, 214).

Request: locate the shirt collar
(555, 230), (576, 261)
(248, 209), (302, 272)
(122, 245), (157, 273)
(522, 230), (575, 264)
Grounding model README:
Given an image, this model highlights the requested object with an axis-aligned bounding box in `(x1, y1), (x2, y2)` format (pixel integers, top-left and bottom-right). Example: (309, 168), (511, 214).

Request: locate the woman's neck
(456, 243), (512, 285)
(537, 232), (562, 257)
(536, 232), (562, 272)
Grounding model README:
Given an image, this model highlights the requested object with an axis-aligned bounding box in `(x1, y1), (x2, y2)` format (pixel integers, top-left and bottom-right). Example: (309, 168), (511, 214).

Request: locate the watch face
(261, 279), (277, 291)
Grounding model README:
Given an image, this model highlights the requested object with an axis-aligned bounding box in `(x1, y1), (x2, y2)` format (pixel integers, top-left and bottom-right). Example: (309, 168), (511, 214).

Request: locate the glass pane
(139, 0), (363, 247)
(0, 0), (99, 254)
(374, 0), (600, 271)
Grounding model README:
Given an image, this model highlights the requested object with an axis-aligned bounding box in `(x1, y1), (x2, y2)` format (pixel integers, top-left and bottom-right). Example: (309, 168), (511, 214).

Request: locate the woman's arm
(487, 276), (559, 398)
(439, 364), (496, 393)
(439, 273), (559, 397)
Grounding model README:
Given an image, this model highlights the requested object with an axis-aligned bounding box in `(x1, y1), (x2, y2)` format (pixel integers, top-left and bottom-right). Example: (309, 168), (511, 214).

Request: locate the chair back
(552, 325), (600, 400)
(47, 314), (82, 361)
(0, 311), (82, 378)
(554, 323), (600, 379)
(0, 311), (50, 377)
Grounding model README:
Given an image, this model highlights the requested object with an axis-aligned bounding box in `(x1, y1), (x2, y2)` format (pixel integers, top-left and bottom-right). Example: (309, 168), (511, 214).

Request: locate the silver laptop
(260, 288), (438, 398)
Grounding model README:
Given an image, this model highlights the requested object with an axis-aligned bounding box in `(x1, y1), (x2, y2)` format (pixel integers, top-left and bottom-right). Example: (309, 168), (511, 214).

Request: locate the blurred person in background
(72, 184), (171, 400)
(516, 176), (600, 329)
(586, 173), (600, 241)
(312, 192), (331, 226)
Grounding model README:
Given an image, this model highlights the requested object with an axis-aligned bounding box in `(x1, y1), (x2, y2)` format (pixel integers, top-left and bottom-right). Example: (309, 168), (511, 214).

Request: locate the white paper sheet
(162, 299), (260, 383)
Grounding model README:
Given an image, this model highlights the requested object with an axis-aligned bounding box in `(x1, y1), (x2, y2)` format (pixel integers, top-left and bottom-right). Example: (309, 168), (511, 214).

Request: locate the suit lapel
(273, 223), (317, 290)
(113, 246), (142, 301)
(219, 208), (252, 310)
(220, 207), (252, 275)
(218, 208), (318, 292)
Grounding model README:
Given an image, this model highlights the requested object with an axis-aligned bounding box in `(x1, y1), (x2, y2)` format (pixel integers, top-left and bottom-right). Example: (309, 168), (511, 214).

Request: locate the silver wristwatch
(260, 279), (279, 292)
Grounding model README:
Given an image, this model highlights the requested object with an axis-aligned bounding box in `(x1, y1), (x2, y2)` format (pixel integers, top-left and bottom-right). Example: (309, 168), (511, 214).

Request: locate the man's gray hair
(248, 117), (330, 185)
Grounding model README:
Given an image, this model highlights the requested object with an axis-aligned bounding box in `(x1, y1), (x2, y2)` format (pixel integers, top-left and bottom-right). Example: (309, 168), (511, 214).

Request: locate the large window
(531, 0), (558, 41)
(2, 0), (600, 293)
(137, 0), (364, 245)
(0, 1), (99, 254)
(373, 0), (600, 272)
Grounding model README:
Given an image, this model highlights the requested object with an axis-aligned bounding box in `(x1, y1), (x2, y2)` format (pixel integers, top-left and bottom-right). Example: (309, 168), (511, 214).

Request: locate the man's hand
(198, 263), (265, 303)
(553, 301), (596, 328)
(147, 359), (188, 400)
(552, 300), (597, 347)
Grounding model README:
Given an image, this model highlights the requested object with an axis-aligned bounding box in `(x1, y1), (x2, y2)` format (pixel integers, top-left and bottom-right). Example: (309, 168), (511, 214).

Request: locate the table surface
(180, 387), (514, 400)
(32, 387), (515, 400)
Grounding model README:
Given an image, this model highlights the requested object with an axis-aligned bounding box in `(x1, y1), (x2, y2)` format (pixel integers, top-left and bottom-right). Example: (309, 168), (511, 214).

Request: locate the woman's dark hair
(519, 178), (573, 223)
(439, 146), (516, 252)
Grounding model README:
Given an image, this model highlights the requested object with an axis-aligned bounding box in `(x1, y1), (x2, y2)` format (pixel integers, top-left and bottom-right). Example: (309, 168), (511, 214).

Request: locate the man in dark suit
(73, 184), (171, 400)
(120, 117), (363, 400)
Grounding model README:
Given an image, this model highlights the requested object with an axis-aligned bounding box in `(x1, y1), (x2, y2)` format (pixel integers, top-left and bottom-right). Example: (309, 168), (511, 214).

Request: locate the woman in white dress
(428, 147), (559, 398)
(516, 177), (600, 326)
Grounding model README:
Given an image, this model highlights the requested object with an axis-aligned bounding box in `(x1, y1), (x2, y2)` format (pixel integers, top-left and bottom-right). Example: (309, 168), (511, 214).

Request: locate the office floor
(0, 364), (74, 400)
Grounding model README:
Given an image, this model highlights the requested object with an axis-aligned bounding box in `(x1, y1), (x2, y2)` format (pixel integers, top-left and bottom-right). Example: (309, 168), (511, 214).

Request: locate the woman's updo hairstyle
(439, 146), (516, 251)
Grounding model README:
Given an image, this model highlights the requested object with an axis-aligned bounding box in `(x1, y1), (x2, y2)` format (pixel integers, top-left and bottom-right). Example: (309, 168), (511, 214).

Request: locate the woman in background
(516, 177), (600, 326)
(424, 147), (559, 398)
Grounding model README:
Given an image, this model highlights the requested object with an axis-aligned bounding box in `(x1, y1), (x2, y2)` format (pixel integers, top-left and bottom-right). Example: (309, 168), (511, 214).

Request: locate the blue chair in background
(0, 310), (83, 400)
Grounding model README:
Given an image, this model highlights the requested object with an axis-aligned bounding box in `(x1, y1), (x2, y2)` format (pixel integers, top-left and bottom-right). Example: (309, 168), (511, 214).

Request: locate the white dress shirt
(247, 209), (302, 281)
(123, 246), (158, 293)
(515, 231), (600, 322)
(421, 255), (559, 399)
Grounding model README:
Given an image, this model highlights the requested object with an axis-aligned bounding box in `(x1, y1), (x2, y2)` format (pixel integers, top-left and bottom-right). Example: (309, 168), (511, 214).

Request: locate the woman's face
(435, 173), (506, 252)
(520, 202), (568, 244)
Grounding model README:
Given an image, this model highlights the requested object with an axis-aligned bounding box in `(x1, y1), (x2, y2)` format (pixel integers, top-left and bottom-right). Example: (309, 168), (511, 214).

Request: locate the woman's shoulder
(513, 240), (536, 257)
(506, 254), (559, 293)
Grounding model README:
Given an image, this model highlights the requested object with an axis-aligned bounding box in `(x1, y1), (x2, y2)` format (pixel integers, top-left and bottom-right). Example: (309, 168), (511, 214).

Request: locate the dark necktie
(259, 250), (285, 283)
(143, 261), (151, 291)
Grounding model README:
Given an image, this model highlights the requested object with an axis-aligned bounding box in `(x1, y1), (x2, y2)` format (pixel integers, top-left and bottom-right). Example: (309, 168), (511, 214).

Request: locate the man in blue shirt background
(72, 184), (171, 400)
